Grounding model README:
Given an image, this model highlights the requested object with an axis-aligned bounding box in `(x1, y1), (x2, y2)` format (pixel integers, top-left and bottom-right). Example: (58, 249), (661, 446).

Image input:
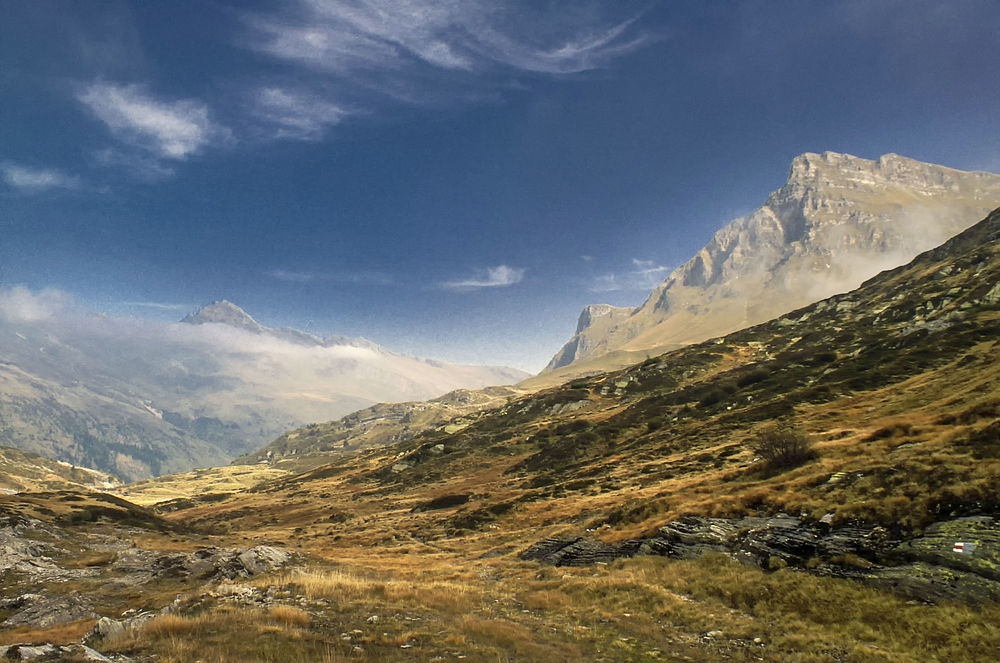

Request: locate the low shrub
(748, 423), (815, 471)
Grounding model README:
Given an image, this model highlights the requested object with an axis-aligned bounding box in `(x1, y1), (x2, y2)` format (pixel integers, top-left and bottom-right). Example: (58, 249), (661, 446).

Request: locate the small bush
(69, 509), (94, 524)
(748, 423), (815, 471)
(698, 389), (726, 408)
(736, 367), (770, 388)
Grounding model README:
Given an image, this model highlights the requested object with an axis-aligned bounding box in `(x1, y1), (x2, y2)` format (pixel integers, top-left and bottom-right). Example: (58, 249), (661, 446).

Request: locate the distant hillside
(168, 206), (1000, 619)
(237, 385), (525, 470)
(0, 301), (528, 481)
(8, 210), (1000, 663)
(0, 445), (122, 494)
(542, 152), (1000, 381)
(214, 205), (1000, 547)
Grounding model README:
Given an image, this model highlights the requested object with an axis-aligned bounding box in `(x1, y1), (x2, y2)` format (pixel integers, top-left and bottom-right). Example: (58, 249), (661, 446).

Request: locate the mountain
(6, 209), (1000, 662)
(236, 385), (525, 469)
(0, 302), (528, 481)
(182, 301), (387, 351)
(181, 300), (268, 333)
(542, 152), (1000, 379)
(0, 444), (122, 494)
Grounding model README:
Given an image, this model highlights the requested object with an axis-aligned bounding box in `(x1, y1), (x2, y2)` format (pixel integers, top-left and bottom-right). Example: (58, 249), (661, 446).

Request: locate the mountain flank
(5, 208), (1000, 661)
(237, 385), (525, 470)
(541, 152), (1000, 382)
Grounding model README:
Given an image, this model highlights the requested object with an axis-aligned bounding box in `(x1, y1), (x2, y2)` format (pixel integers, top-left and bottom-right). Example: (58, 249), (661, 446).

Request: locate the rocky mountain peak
(543, 152), (1000, 375)
(180, 301), (265, 333)
(576, 304), (634, 335)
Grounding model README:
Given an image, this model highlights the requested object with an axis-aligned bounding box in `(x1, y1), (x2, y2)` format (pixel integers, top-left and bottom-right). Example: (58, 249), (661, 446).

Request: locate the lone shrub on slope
(749, 423), (814, 471)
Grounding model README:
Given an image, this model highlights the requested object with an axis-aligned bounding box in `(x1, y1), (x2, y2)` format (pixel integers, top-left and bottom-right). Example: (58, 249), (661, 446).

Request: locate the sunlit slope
(546, 152), (1000, 377)
(179, 207), (1000, 551)
(0, 445), (122, 494)
(9, 209), (1000, 663)
(236, 385), (526, 470)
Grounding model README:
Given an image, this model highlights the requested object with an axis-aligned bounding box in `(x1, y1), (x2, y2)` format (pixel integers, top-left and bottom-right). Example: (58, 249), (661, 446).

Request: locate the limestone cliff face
(546, 152), (1000, 372)
(543, 304), (634, 371)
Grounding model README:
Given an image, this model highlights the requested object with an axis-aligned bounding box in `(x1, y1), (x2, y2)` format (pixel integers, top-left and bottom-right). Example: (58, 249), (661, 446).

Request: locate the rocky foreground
(524, 515), (1000, 604)
(1, 500), (292, 661)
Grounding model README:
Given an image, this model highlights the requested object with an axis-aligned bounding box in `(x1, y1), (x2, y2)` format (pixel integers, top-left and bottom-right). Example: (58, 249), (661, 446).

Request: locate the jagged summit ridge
(181, 301), (386, 352)
(545, 151), (1000, 373)
(182, 301), (266, 333)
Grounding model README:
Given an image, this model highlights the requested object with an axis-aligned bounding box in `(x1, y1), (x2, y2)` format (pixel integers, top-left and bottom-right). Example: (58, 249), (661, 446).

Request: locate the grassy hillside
(0, 445), (122, 494)
(236, 385), (525, 471)
(5, 208), (1000, 661)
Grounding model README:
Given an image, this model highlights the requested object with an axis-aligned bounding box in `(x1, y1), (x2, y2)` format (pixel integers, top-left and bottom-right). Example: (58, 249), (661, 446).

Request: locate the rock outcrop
(546, 152), (1000, 373)
(522, 515), (1000, 604)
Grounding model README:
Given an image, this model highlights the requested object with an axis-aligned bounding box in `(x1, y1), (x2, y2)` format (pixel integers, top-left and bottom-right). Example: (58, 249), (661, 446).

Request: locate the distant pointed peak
(181, 301), (265, 333)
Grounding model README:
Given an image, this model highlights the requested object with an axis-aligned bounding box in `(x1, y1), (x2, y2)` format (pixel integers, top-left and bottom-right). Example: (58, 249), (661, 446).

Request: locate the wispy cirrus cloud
(120, 301), (190, 311)
(591, 258), (670, 292)
(237, 1), (657, 141)
(1, 163), (81, 193)
(252, 87), (350, 140)
(267, 269), (394, 285)
(78, 82), (228, 160)
(93, 148), (176, 180)
(441, 265), (525, 290)
(247, 1), (651, 76)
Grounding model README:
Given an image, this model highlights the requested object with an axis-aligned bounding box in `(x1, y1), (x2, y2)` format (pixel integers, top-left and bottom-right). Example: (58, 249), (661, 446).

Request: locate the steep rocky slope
(544, 152), (1000, 377)
(237, 385), (525, 470)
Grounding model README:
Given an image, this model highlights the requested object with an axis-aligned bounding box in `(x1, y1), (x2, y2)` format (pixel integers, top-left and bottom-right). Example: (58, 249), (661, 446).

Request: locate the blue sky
(2, 0), (1000, 372)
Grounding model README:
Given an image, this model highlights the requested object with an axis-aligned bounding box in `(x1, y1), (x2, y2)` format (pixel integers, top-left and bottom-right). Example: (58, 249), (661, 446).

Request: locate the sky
(2, 0), (1000, 372)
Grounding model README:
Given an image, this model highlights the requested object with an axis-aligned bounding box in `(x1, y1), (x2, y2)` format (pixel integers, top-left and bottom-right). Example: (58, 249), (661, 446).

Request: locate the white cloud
(0, 287), (75, 322)
(120, 301), (190, 311)
(246, 1), (652, 78)
(78, 82), (226, 159)
(268, 270), (318, 283)
(1, 163), (81, 192)
(253, 87), (349, 140)
(94, 148), (176, 180)
(591, 258), (670, 293)
(442, 265), (525, 290)
(267, 269), (394, 285)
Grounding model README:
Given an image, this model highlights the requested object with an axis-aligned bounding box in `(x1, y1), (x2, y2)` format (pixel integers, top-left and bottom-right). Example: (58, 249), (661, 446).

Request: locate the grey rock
(234, 546), (290, 577)
(860, 562), (1000, 605)
(522, 515), (1000, 604)
(891, 516), (1000, 581)
(112, 544), (291, 583)
(0, 644), (115, 661)
(547, 151), (1000, 372)
(520, 537), (643, 567)
(2, 593), (97, 629)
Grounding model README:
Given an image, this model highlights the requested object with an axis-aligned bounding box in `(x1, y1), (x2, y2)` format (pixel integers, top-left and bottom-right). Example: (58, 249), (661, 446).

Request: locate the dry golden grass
(459, 616), (582, 661)
(0, 618), (97, 646)
(263, 568), (483, 614)
(141, 614), (197, 638)
(104, 607), (337, 663)
(270, 605), (310, 627)
(104, 290), (1000, 661)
